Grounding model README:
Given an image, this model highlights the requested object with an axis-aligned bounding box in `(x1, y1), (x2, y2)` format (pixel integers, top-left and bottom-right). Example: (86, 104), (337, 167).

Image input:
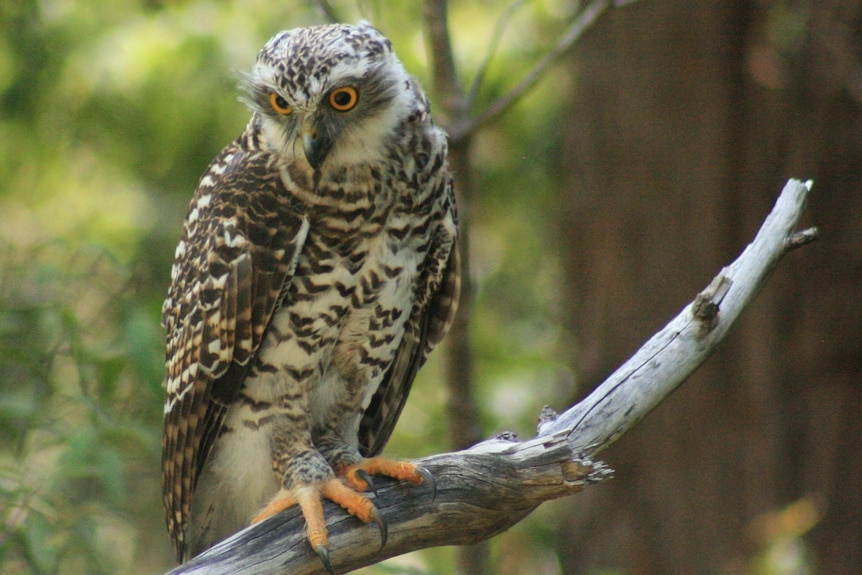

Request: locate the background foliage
(2, 0), (860, 574)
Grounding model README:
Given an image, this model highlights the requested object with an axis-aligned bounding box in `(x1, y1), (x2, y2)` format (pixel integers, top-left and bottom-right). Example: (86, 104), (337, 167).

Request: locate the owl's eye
(269, 92), (292, 115)
(328, 86), (359, 112)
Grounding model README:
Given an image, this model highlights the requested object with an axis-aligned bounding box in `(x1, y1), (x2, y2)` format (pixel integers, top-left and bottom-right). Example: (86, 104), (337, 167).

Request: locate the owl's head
(243, 22), (415, 171)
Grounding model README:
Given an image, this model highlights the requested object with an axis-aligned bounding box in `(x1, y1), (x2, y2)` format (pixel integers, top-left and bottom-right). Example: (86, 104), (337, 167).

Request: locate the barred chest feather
(259, 216), (424, 432)
(246, 152), (441, 434)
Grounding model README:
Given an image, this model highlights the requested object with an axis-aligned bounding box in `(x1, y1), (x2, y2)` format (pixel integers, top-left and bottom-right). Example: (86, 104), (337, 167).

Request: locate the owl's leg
(252, 424), (385, 575)
(252, 472), (385, 574)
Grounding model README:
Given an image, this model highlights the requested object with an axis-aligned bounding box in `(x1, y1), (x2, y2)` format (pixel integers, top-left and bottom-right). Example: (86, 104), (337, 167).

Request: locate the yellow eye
(269, 92), (292, 115)
(328, 86), (358, 112)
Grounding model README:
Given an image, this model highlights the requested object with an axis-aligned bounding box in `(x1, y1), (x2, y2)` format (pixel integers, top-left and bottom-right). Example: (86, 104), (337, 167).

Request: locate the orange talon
(250, 479), (387, 568)
(320, 480), (387, 549)
(297, 487), (328, 551)
(320, 479), (375, 522)
(251, 490), (297, 524)
(342, 457), (429, 490)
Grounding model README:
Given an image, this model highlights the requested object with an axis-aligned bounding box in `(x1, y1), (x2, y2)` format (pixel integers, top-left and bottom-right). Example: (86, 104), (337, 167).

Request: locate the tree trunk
(555, 1), (862, 573)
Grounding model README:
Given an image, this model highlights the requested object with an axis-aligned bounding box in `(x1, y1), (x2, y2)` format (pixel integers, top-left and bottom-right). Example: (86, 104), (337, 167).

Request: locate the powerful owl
(161, 22), (459, 570)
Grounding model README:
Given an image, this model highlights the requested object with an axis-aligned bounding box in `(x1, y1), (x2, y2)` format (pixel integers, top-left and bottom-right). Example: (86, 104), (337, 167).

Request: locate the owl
(161, 22), (459, 571)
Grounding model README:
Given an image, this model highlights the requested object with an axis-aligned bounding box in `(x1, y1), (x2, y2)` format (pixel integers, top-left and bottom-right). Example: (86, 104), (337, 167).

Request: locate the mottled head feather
(243, 22), (400, 112)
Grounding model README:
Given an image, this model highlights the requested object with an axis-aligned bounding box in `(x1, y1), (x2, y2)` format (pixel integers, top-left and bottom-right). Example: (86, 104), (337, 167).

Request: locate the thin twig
(310, 0), (340, 23)
(451, 0), (611, 142)
(467, 0), (530, 107)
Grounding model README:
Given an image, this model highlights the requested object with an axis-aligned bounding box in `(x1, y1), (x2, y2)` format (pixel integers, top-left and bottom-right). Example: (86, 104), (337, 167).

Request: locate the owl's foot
(339, 457), (436, 500)
(251, 479), (386, 575)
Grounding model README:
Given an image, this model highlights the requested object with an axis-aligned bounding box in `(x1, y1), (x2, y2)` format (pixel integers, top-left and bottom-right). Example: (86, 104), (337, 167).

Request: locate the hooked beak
(301, 126), (333, 171)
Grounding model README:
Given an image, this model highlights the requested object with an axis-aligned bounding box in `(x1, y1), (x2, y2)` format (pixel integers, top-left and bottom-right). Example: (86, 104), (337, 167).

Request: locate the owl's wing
(358, 228), (461, 458)
(161, 138), (309, 561)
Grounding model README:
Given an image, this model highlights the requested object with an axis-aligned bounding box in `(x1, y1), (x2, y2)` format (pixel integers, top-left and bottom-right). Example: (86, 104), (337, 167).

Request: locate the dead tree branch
(163, 179), (816, 575)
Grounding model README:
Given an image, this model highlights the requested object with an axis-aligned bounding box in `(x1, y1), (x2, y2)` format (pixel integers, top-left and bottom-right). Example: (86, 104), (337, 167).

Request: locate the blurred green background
(2, 1), (860, 574)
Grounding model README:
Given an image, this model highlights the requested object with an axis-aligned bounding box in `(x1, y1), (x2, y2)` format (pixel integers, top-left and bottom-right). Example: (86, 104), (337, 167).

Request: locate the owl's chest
(302, 218), (421, 335)
(248, 213), (425, 411)
(290, 222), (421, 342)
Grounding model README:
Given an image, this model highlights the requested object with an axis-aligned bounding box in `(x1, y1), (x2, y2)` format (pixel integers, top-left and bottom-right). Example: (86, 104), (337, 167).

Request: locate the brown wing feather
(161, 130), (309, 561)
(358, 230), (461, 458)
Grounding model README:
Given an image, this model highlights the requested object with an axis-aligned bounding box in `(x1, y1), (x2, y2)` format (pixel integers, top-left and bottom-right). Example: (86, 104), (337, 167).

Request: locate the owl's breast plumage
(185, 128), (452, 550)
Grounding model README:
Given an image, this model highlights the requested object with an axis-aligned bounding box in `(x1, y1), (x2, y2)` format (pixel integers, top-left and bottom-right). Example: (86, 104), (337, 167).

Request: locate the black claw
(355, 469), (378, 497)
(416, 466), (436, 501)
(314, 544), (335, 575)
(369, 505), (388, 550)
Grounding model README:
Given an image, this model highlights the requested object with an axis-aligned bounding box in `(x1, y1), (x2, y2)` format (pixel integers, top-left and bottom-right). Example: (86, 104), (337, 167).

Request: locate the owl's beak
(301, 127), (332, 171)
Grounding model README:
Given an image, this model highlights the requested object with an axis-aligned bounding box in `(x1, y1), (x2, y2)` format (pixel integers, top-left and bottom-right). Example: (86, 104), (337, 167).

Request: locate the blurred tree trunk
(423, 1), (489, 573)
(553, 1), (862, 573)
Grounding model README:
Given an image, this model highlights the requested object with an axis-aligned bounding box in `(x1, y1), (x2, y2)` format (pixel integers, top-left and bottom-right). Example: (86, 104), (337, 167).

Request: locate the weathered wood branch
(542, 179), (817, 448)
(164, 179), (816, 575)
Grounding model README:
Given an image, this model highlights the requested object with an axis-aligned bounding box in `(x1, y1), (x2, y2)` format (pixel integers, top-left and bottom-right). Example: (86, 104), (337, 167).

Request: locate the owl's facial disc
(246, 23), (411, 172)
